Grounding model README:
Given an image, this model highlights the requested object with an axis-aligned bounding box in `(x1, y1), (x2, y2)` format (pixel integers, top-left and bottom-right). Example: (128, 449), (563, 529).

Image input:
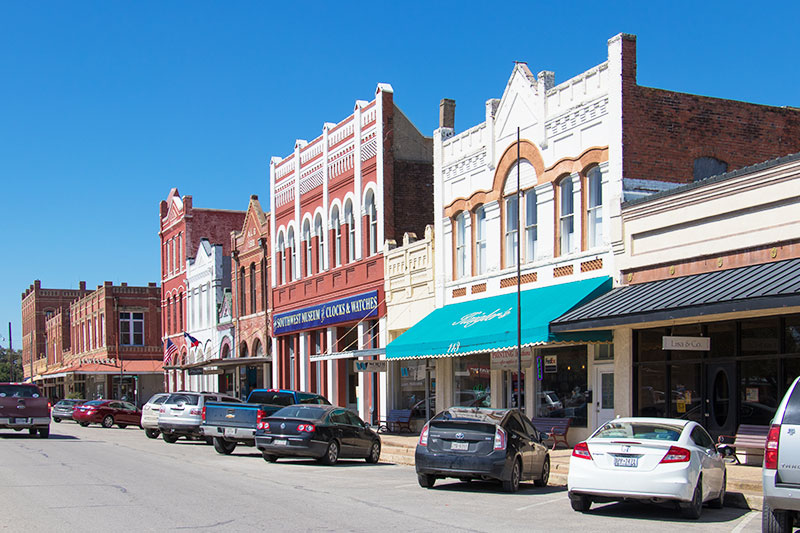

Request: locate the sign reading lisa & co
(273, 290), (379, 335)
(662, 336), (711, 351)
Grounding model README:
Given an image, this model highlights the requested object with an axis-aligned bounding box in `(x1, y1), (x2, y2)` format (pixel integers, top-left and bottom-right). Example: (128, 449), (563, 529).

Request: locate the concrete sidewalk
(379, 434), (764, 510)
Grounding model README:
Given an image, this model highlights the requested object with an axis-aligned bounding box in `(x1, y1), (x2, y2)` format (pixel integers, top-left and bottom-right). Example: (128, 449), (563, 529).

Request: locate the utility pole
(8, 322), (13, 382)
(516, 127), (523, 413)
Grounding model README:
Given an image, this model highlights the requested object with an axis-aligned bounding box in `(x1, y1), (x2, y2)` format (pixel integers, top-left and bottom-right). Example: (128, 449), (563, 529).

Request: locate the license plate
(614, 456), (638, 467)
(224, 428), (236, 437)
(451, 441), (469, 451)
(10, 418), (30, 425)
(274, 439), (288, 446)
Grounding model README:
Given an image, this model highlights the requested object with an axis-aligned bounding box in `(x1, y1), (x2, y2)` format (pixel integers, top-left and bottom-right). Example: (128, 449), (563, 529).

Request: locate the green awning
(386, 276), (613, 360)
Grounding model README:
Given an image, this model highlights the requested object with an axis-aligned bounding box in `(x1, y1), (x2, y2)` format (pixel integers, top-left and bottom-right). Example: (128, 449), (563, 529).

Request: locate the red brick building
(159, 188), (245, 391)
(270, 83), (433, 423)
(229, 195), (271, 398)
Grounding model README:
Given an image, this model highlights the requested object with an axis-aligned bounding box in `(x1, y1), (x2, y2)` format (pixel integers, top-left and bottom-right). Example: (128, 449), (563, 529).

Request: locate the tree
(0, 348), (23, 382)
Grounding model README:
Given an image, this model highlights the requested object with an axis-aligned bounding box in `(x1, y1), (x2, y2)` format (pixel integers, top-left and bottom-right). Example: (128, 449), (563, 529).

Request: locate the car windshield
(166, 394), (199, 405)
(0, 385), (40, 398)
(248, 391), (295, 406)
(271, 406), (327, 420)
(592, 421), (683, 441)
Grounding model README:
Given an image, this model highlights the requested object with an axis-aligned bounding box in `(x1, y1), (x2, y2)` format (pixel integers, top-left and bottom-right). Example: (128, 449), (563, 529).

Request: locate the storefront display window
(740, 359), (778, 426)
(539, 346), (588, 427)
(669, 363), (702, 423)
(454, 353), (490, 410)
(786, 316), (800, 354)
(784, 357), (800, 389)
(398, 360), (433, 418)
(741, 318), (779, 357)
(669, 325), (704, 361)
(637, 364), (666, 418)
(638, 328), (668, 362)
(708, 322), (736, 358)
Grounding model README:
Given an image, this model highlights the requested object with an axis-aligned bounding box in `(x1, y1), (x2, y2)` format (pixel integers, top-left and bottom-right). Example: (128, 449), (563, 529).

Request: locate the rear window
(272, 406), (327, 420)
(57, 399), (83, 406)
(248, 391), (295, 406)
(433, 408), (507, 424)
(148, 394), (168, 405)
(592, 421), (682, 441)
(781, 380), (800, 425)
(84, 400), (107, 406)
(166, 394), (200, 406)
(0, 385), (41, 398)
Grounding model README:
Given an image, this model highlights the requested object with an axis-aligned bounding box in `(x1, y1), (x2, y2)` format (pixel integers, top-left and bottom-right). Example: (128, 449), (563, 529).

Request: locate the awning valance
(386, 277), (613, 360)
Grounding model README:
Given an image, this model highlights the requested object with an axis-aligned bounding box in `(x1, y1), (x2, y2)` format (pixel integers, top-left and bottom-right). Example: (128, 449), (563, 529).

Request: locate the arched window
(239, 267), (246, 315)
(344, 200), (355, 263)
(250, 263), (257, 313)
(365, 190), (378, 256)
(178, 293), (183, 332)
(303, 220), (313, 277)
(558, 176), (575, 255)
(314, 214), (324, 272)
(287, 227), (296, 280)
(277, 233), (286, 284)
(504, 194), (519, 268)
(525, 189), (538, 261)
(166, 296), (172, 335)
(330, 207), (341, 267)
(585, 166), (603, 249)
(454, 211), (467, 279)
(475, 206), (487, 275)
(261, 257), (268, 310)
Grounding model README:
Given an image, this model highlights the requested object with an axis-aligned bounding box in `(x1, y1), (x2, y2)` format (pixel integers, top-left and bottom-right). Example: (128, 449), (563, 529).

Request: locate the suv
(141, 393), (170, 439)
(763, 375), (800, 532)
(158, 392), (240, 443)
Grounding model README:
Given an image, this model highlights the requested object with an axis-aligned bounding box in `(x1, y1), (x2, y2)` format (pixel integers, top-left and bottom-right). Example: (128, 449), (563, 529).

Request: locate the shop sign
(491, 347), (533, 371)
(273, 290), (379, 335)
(204, 368), (224, 375)
(467, 365), (490, 378)
(544, 355), (557, 373)
(662, 336), (710, 351)
(353, 360), (387, 373)
(451, 308), (512, 329)
(187, 368), (204, 376)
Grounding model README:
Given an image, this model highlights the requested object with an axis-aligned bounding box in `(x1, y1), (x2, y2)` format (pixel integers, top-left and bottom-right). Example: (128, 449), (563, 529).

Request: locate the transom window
(120, 312), (144, 346)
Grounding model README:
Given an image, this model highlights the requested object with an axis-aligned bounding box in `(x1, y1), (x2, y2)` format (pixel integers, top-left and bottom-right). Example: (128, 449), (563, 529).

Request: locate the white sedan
(567, 417), (726, 519)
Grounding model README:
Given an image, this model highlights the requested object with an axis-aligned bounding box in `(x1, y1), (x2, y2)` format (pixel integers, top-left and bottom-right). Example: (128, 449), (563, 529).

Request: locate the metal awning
(310, 348), (385, 362)
(551, 258), (800, 332)
(386, 277), (613, 360)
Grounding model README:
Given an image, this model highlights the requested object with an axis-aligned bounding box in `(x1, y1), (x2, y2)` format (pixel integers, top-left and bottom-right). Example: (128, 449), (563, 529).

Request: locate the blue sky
(1, 1), (798, 347)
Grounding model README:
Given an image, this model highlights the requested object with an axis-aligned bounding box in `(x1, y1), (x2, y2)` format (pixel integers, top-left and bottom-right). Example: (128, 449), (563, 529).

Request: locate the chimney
(439, 99), (455, 129)
(79, 281), (86, 291)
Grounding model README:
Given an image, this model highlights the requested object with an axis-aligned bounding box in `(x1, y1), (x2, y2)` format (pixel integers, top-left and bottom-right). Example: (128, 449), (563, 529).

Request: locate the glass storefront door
(705, 362), (736, 439)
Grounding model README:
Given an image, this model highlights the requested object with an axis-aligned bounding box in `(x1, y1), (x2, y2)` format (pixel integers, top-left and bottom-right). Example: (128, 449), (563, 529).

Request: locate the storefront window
(708, 321), (736, 358)
(454, 353), (490, 410)
(784, 357), (800, 389)
(741, 318), (780, 357)
(740, 359), (778, 425)
(670, 324), (704, 361)
(785, 316), (800, 354)
(637, 365), (666, 418)
(399, 360), (431, 418)
(636, 328), (668, 362)
(669, 363), (702, 423)
(539, 346), (588, 427)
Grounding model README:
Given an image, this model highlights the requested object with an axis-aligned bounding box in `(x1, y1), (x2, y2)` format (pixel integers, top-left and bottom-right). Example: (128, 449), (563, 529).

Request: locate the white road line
(730, 510), (759, 533)
(516, 496), (564, 511)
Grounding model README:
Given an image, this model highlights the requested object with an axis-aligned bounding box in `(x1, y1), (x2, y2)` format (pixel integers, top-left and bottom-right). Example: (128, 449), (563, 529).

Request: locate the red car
(73, 400), (142, 429)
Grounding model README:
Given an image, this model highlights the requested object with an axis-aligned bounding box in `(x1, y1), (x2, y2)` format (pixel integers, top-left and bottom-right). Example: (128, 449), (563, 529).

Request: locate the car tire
(417, 473), (436, 489)
(503, 458), (522, 493)
(117, 424), (128, 429)
(144, 428), (160, 439)
(53, 417), (61, 423)
(28, 428), (37, 436)
(680, 478), (703, 519)
(534, 456), (550, 487)
(213, 437), (237, 455)
(102, 415), (114, 429)
(570, 493), (592, 512)
(79, 422), (90, 427)
(162, 433), (179, 444)
(763, 503), (792, 533)
(709, 472), (725, 509)
(262, 452), (278, 463)
(38, 427), (50, 439)
(321, 440), (340, 466)
(365, 441), (381, 463)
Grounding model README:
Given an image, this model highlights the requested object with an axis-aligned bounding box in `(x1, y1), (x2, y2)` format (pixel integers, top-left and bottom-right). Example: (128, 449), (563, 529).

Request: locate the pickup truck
(0, 383), (51, 438)
(202, 389), (329, 455)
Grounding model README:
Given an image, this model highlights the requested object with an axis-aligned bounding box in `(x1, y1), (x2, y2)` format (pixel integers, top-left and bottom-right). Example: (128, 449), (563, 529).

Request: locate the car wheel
(28, 428), (37, 436)
(213, 437), (237, 455)
(709, 471), (725, 509)
(534, 456), (550, 487)
(365, 441), (381, 463)
(502, 458), (522, 493)
(417, 473), (436, 489)
(763, 503), (793, 533)
(569, 493), (592, 512)
(262, 452), (278, 463)
(38, 427), (50, 439)
(79, 422), (90, 427)
(162, 433), (179, 444)
(117, 424), (128, 429)
(144, 428), (160, 439)
(102, 415), (114, 429)
(53, 417), (61, 423)
(680, 477), (703, 519)
(321, 440), (340, 466)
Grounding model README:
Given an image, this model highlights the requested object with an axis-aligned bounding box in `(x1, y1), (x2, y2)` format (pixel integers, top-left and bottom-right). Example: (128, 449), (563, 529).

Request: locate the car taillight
(572, 441), (592, 460)
(48, 402), (52, 410)
(494, 426), (507, 451)
(765, 424), (781, 470)
(159, 407), (165, 413)
(201, 406), (206, 421)
(189, 408), (201, 416)
(297, 424), (315, 432)
(660, 446), (691, 463)
(257, 421), (270, 430)
(418, 424), (429, 446)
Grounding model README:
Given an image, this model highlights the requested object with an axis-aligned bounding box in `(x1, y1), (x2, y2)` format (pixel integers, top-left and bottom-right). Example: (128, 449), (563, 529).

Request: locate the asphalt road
(0, 422), (765, 532)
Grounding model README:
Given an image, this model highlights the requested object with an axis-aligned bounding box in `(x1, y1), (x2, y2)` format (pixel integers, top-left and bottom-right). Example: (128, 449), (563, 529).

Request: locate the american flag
(164, 339), (178, 364)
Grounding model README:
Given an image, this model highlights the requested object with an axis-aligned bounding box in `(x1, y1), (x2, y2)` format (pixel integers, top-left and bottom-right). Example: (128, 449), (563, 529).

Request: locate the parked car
(0, 383), (51, 438)
(72, 400), (143, 429)
(414, 407), (550, 492)
(140, 393), (170, 439)
(763, 375), (800, 532)
(203, 389), (329, 455)
(158, 392), (240, 443)
(567, 417), (726, 519)
(51, 399), (85, 423)
(254, 404), (380, 465)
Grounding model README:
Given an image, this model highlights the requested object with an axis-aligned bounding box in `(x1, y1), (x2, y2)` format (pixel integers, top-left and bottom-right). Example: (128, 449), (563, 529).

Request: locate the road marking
(395, 483), (419, 488)
(730, 510), (758, 533)
(517, 496), (564, 511)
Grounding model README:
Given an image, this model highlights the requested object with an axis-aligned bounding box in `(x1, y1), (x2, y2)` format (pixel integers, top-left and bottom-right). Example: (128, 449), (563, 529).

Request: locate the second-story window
(303, 220), (313, 276)
(475, 206), (487, 275)
(331, 207), (341, 267)
(455, 212), (467, 279)
(525, 189), (538, 262)
(239, 267), (246, 315)
(120, 312), (144, 346)
(315, 215), (325, 272)
(505, 194), (519, 268)
(287, 228), (297, 280)
(345, 201), (355, 263)
(365, 190), (378, 256)
(559, 177), (575, 255)
(586, 166), (603, 249)
(250, 263), (257, 313)
(277, 234), (286, 284)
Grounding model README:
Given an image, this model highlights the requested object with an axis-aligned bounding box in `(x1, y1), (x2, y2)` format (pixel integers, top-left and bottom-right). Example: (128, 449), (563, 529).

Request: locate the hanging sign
(544, 355), (557, 373)
(490, 346), (534, 371)
(353, 360), (387, 373)
(662, 336), (710, 351)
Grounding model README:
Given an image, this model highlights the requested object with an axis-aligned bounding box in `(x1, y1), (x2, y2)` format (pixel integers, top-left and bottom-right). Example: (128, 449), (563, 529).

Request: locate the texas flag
(184, 332), (201, 348)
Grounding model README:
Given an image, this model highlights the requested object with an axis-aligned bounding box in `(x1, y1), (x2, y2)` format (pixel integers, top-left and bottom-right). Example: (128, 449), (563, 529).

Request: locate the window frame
(119, 311), (144, 346)
(584, 166), (602, 250)
(454, 211), (467, 279)
(504, 194), (519, 268)
(557, 175), (575, 256)
(474, 206), (487, 276)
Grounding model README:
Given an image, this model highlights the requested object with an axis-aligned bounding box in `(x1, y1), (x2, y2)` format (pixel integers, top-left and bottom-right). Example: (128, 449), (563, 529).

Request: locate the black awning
(551, 258), (800, 332)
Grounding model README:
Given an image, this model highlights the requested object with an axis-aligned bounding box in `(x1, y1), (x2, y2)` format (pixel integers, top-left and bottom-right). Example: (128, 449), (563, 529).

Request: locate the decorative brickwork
(553, 265), (574, 278)
(581, 258), (603, 272)
(471, 283), (487, 294)
(452, 287), (467, 298)
(500, 272), (537, 288)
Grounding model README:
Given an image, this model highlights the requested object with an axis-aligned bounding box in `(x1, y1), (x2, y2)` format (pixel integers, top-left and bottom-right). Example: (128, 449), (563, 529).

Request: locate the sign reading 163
(447, 341), (461, 353)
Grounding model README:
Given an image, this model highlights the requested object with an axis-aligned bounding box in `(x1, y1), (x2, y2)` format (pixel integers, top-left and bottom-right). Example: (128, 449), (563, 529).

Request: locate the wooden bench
(377, 409), (413, 433)
(530, 417), (572, 450)
(717, 424), (770, 465)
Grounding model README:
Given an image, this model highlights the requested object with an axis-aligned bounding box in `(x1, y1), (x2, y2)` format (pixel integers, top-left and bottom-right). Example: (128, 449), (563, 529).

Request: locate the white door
(594, 367), (615, 428)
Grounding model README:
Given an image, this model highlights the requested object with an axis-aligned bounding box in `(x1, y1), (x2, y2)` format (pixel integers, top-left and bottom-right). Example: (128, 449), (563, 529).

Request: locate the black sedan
(415, 407), (550, 492)
(254, 404), (381, 466)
